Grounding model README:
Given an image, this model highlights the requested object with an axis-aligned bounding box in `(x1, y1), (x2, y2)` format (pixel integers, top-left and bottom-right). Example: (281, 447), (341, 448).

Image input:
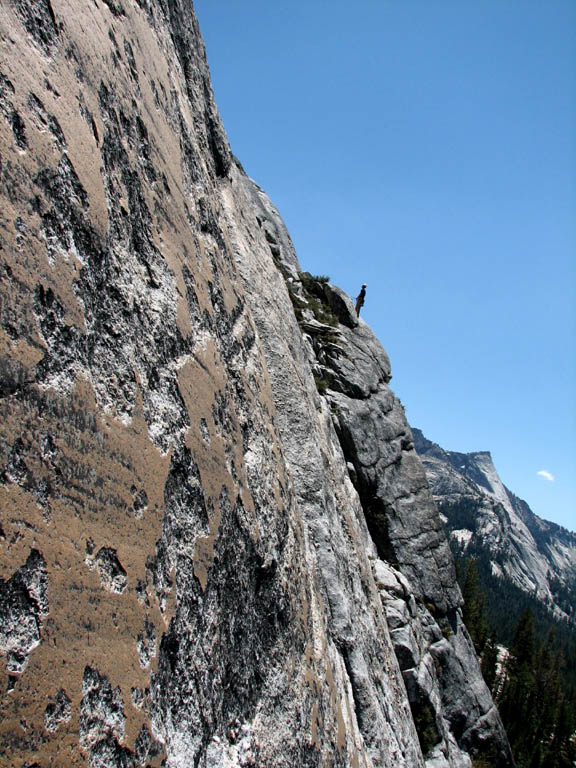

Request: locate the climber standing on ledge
(355, 284), (366, 316)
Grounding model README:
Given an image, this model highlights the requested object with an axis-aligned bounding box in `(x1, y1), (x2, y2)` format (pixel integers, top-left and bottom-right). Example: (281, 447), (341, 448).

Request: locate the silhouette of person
(355, 284), (366, 316)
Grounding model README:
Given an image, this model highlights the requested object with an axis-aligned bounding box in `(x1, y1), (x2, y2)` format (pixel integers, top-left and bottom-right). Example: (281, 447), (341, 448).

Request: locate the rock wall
(0, 0), (513, 765)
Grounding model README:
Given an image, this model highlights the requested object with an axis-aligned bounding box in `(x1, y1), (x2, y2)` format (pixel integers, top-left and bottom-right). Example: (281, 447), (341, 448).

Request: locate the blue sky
(195, 1), (576, 531)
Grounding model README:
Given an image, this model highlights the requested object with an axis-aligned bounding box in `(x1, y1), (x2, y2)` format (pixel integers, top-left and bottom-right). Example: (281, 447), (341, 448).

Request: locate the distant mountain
(413, 429), (576, 624)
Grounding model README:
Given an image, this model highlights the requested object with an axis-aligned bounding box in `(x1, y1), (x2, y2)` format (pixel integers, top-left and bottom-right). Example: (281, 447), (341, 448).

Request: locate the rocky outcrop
(258, 262), (510, 767)
(414, 429), (576, 622)
(0, 0), (512, 765)
(0, 549), (48, 674)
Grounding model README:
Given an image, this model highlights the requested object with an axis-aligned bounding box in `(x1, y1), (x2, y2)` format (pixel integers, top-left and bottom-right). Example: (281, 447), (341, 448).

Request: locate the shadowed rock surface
(0, 0), (513, 765)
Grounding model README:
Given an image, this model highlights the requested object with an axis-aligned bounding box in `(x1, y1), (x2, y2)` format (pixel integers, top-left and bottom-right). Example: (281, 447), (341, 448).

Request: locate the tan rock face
(0, 0), (283, 763)
(0, 0), (512, 766)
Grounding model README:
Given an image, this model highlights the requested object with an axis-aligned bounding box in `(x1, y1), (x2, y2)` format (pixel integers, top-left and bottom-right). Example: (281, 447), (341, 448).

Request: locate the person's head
(362, 284), (366, 289)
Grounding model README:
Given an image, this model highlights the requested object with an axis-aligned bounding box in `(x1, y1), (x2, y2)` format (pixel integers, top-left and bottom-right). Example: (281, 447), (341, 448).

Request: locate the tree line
(459, 559), (576, 767)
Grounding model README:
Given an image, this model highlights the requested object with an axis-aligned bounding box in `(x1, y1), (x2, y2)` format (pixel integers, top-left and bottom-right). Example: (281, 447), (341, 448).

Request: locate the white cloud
(537, 470), (555, 483)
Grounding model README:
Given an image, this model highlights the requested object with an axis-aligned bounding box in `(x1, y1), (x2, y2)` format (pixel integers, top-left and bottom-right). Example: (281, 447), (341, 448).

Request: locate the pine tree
(480, 636), (498, 692)
(498, 609), (538, 765)
(462, 559), (489, 653)
(533, 630), (561, 749)
(497, 610), (576, 767)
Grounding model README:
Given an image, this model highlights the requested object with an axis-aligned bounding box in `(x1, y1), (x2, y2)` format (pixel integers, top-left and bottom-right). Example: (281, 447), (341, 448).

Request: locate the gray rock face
(0, 0), (513, 765)
(374, 559), (509, 767)
(0, 550), (48, 674)
(292, 281), (459, 613)
(223, 170), (425, 767)
(264, 268), (511, 766)
(414, 429), (576, 620)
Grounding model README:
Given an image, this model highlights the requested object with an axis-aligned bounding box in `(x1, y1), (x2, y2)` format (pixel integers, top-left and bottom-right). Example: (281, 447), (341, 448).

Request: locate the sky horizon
(195, 0), (576, 532)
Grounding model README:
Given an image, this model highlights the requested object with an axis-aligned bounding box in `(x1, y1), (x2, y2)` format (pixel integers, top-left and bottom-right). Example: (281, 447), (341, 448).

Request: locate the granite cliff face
(414, 429), (576, 623)
(0, 0), (512, 765)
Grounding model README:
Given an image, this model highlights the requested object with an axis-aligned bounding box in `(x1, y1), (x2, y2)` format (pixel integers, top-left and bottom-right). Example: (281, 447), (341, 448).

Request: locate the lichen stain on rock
(0, 367), (171, 763)
(13, 0), (59, 55)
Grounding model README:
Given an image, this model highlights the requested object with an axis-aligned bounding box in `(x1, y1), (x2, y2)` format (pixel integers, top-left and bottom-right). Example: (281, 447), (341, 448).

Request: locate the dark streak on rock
(13, 0), (59, 53)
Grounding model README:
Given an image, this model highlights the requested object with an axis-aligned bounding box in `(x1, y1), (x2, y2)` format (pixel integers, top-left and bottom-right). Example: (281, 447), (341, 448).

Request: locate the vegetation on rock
(288, 272), (339, 328)
(457, 558), (576, 767)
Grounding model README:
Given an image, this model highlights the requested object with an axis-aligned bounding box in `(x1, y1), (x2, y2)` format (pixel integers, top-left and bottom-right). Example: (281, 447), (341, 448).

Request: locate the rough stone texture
(80, 665), (133, 766)
(258, 263), (511, 767)
(222, 170), (425, 767)
(44, 687), (72, 733)
(315, 309), (460, 613)
(0, 549), (48, 674)
(87, 547), (128, 594)
(0, 0), (513, 765)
